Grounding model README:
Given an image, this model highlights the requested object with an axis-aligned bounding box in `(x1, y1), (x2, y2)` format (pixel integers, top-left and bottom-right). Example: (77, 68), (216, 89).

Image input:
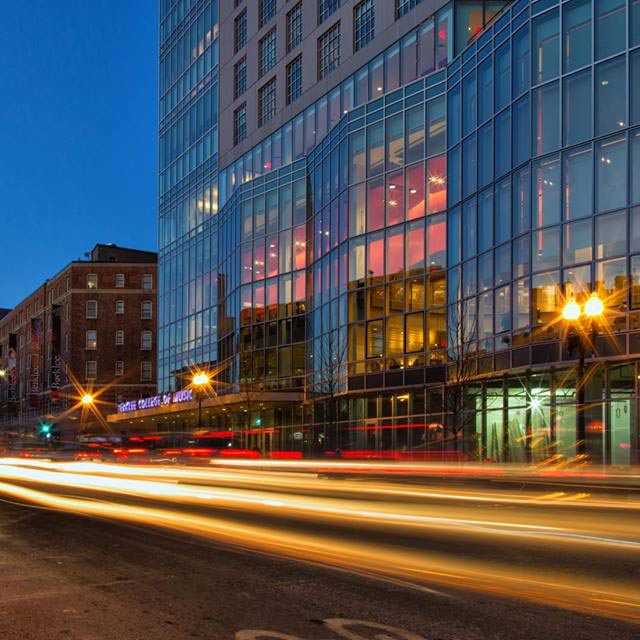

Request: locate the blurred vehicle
(78, 432), (261, 464)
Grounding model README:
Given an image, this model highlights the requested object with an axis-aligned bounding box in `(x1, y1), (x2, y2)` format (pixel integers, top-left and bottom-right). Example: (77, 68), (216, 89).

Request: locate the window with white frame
(140, 330), (152, 351)
(87, 274), (98, 289)
(115, 274), (125, 288)
(141, 362), (153, 382)
(317, 22), (341, 80)
(86, 361), (97, 379)
(86, 300), (98, 319)
(115, 330), (124, 345)
(141, 300), (153, 319)
(142, 274), (153, 291)
(86, 330), (97, 350)
(115, 299), (125, 315)
(115, 360), (124, 376)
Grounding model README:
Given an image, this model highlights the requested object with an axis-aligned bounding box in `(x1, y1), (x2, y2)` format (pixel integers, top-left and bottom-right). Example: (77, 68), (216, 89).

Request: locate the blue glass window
(632, 131), (640, 205)
(462, 198), (477, 261)
(595, 0), (626, 61)
(532, 82), (559, 156)
(495, 177), (511, 245)
(495, 42), (511, 110)
(532, 226), (560, 272)
(495, 109), (511, 177)
(563, 219), (592, 265)
(563, 0), (591, 73)
(462, 72), (477, 136)
(563, 145), (593, 221)
(448, 84), (461, 147)
(478, 122), (494, 187)
(427, 96), (446, 155)
(462, 135), (477, 199)
(563, 69), (592, 145)
(478, 189), (494, 253)
(512, 25), (530, 97)
(632, 0), (640, 48)
(478, 57), (493, 124)
(596, 135), (627, 213)
(595, 56), (627, 136)
(512, 165), (531, 236)
(532, 155), (561, 228)
(532, 10), (559, 84)
(513, 94), (530, 167)
(632, 51), (640, 126)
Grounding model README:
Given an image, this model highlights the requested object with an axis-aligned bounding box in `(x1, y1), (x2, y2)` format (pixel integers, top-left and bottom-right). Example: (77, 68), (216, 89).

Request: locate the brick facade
(0, 245), (157, 438)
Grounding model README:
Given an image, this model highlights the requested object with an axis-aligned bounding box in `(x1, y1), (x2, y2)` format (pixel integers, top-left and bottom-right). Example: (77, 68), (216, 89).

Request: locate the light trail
(0, 459), (639, 623)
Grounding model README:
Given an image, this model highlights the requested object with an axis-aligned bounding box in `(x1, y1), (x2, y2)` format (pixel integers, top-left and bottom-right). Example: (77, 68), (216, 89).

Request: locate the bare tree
(315, 327), (348, 452)
(445, 300), (482, 457)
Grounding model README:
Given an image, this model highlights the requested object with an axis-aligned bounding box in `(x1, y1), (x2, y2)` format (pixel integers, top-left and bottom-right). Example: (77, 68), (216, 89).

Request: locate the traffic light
(40, 423), (52, 438)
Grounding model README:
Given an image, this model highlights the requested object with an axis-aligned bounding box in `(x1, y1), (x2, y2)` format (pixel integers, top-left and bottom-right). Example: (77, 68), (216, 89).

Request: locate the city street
(1, 459), (639, 639)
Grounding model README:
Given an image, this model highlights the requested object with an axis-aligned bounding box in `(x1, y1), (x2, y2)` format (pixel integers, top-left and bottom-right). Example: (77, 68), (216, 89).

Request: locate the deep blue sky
(0, 0), (157, 308)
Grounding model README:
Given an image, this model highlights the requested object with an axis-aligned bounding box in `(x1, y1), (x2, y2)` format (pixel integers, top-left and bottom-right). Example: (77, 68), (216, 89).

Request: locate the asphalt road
(0, 485), (638, 640)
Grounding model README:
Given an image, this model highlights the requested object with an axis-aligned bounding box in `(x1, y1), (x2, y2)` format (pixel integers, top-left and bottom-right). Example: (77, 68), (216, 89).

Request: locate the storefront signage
(117, 389), (194, 414)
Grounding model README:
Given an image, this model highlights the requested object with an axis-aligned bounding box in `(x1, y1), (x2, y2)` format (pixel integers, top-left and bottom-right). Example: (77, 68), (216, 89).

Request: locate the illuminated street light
(584, 293), (604, 318)
(0, 368), (6, 378)
(192, 372), (210, 429)
(192, 372), (210, 387)
(561, 293), (605, 458)
(81, 394), (94, 406)
(562, 299), (581, 321)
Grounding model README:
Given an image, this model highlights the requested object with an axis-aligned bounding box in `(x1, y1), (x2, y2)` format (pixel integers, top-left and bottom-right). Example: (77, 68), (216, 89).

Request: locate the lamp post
(561, 293), (604, 457)
(192, 372), (210, 430)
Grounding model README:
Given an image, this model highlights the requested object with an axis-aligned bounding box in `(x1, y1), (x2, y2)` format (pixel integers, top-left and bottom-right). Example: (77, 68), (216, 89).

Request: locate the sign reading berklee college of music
(117, 389), (194, 414)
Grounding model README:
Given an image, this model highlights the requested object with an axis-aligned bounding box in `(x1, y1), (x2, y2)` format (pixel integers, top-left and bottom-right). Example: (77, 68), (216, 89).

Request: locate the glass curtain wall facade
(158, 0), (219, 393)
(162, 0), (640, 463)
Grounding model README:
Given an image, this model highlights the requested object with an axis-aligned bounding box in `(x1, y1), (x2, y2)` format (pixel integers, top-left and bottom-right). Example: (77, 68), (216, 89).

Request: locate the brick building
(0, 244), (157, 439)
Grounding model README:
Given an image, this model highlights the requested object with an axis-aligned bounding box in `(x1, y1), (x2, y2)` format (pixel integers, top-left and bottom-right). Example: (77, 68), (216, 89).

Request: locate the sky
(0, 0), (158, 308)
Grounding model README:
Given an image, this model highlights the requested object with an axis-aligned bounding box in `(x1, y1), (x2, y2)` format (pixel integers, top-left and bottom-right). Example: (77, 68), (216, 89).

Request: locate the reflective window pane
(495, 42), (511, 111)
(405, 106), (424, 165)
(532, 155), (560, 228)
(563, 69), (591, 145)
(513, 24), (530, 97)
(495, 109), (511, 177)
(596, 135), (627, 213)
(533, 82), (560, 156)
(532, 226), (560, 272)
(513, 95), (530, 167)
(367, 122), (384, 176)
(595, 56), (627, 136)
(595, 0), (626, 61)
(513, 165), (531, 236)
(632, 50), (640, 126)
(596, 210), (626, 259)
(479, 121), (493, 187)
(479, 57), (493, 124)
(563, 0), (591, 73)
(427, 96), (446, 156)
(563, 145), (593, 220)
(463, 71), (477, 136)
(532, 10), (559, 85)
(632, 130), (640, 205)
(563, 219), (592, 265)
(495, 177), (511, 244)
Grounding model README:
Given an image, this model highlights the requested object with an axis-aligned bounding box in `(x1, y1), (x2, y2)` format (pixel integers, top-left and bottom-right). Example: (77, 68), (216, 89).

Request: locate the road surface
(0, 458), (639, 639)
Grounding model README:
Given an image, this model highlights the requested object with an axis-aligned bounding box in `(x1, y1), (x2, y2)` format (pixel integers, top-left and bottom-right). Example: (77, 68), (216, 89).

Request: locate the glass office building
(160, 0), (640, 463)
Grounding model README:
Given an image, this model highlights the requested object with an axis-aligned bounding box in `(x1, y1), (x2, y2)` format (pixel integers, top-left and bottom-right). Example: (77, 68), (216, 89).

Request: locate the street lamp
(81, 394), (94, 406)
(192, 372), (210, 430)
(561, 293), (605, 456)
